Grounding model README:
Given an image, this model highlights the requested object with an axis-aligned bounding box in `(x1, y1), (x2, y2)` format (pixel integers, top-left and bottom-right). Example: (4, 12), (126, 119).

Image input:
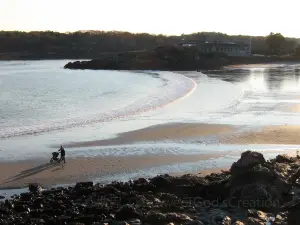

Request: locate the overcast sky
(1, 0), (299, 37)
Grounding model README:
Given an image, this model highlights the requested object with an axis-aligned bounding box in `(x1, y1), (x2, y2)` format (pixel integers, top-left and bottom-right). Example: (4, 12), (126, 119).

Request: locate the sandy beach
(222, 125), (300, 145)
(1, 122), (300, 188)
(59, 123), (235, 148)
(0, 153), (229, 189)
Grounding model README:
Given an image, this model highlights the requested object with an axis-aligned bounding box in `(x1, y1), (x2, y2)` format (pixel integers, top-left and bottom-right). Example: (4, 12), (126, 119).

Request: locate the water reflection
(205, 64), (300, 93)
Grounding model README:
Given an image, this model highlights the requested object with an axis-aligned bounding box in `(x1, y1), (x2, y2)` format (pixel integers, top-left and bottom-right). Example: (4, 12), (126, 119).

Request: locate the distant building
(179, 41), (251, 56)
(180, 42), (197, 47)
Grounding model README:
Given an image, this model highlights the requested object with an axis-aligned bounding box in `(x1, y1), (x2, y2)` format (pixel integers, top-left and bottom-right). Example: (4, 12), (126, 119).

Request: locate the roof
(178, 41), (249, 49)
(198, 42), (242, 47)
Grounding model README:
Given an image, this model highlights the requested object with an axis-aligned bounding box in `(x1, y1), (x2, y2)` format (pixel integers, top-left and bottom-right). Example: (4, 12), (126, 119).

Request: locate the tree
(295, 46), (300, 56)
(265, 32), (286, 55)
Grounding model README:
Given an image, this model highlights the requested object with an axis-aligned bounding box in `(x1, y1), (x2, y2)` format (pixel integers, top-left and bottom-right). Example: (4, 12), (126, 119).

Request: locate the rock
(134, 178), (148, 185)
(153, 198), (161, 204)
(72, 215), (95, 224)
(75, 181), (93, 188)
(247, 209), (269, 221)
(150, 174), (172, 188)
(223, 216), (231, 225)
(144, 212), (167, 224)
(115, 204), (140, 220)
(232, 221), (245, 225)
(184, 221), (204, 225)
(237, 183), (277, 208)
(111, 221), (130, 225)
(231, 151), (266, 175)
(28, 183), (42, 193)
(165, 213), (193, 223)
(20, 192), (32, 201)
(203, 209), (232, 225)
(0, 151), (298, 225)
(127, 218), (141, 225)
(275, 154), (297, 163)
(245, 217), (265, 225)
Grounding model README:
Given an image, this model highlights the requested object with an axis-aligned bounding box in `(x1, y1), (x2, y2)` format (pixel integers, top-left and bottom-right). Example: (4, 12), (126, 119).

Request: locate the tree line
(0, 30), (299, 59)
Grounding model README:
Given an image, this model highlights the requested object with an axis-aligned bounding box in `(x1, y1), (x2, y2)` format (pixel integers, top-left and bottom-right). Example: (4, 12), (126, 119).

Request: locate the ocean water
(1, 60), (300, 168)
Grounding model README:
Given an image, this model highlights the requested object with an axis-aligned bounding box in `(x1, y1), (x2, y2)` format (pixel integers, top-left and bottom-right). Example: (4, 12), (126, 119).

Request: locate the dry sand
(59, 123), (235, 148)
(222, 125), (300, 145)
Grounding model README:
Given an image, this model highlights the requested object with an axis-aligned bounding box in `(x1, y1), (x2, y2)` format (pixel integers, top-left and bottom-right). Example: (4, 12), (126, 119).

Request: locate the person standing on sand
(58, 145), (66, 163)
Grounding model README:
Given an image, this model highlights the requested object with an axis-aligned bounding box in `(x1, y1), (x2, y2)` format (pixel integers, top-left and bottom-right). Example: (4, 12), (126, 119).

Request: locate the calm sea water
(1, 60), (300, 168)
(0, 60), (194, 139)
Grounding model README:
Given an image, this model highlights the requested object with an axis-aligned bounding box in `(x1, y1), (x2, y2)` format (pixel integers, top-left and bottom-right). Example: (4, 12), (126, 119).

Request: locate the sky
(1, 0), (299, 38)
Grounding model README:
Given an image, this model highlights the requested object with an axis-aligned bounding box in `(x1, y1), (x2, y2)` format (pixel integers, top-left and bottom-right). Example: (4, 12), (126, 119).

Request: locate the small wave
(0, 71), (197, 139)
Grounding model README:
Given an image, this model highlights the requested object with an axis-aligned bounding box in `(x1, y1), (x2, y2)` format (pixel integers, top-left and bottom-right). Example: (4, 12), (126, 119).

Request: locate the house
(179, 41), (251, 56)
(179, 42), (197, 47)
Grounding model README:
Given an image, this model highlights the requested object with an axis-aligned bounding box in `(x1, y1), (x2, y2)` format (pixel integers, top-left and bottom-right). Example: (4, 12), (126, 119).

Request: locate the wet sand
(59, 123), (235, 148)
(290, 104), (300, 113)
(222, 125), (300, 145)
(0, 148), (297, 189)
(60, 122), (300, 147)
(2, 122), (300, 189)
(0, 154), (225, 189)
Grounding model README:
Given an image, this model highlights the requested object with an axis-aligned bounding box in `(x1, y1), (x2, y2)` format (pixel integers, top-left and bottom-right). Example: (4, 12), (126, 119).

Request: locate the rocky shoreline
(1, 151), (300, 224)
(63, 46), (300, 71)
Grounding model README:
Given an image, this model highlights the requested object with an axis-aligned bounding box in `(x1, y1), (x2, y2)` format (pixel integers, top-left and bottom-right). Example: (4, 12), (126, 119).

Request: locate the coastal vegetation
(0, 31), (299, 60)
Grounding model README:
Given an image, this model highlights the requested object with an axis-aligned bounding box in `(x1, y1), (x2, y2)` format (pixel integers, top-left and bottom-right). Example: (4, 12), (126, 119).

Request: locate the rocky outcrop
(64, 46), (300, 71)
(1, 151), (300, 224)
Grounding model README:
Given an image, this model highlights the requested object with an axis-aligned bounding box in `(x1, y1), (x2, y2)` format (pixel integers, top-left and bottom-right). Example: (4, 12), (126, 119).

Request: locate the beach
(0, 122), (299, 189)
(1, 61), (300, 190)
(0, 154), (225, 188)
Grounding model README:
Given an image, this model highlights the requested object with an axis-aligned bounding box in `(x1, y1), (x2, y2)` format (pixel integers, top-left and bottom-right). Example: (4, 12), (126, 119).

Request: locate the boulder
(275, 154), (297, 164)
(75, 181), (93, 189)
(165, 212), (193, 223)
(232, 221), (245, 225)
(28, 184), (42, 194)
(127, 218), (141, 225)
(184, 221), (204, 225)
(150, 174), (172, 189)
(245, 217), (265, 225)
(144, 212), (167, 224)
(115, 204), (141, 220)
(231, 151), (266, 175)
(207, 209), (231, 225)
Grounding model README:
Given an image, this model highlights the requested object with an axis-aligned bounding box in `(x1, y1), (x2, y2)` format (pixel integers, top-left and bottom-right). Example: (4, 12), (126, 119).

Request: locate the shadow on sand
(3, 162), (63, 185)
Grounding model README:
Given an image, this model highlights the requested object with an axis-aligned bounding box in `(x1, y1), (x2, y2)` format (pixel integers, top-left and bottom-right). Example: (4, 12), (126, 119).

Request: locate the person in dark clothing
(58, 145), (66, 163)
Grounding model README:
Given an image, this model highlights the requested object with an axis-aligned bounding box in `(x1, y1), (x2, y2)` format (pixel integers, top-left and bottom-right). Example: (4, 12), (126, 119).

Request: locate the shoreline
(54, 123), (300, 149)
(0, 154), (227, 189)
(2, 122), (300, 189)
(0, 151), (299, 224)
(57, 122), (235, 148)
(0, 148), (297, 189)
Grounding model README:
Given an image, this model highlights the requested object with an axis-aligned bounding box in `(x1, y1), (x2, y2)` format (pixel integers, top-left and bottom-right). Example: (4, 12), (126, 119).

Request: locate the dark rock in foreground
(1, 151), (300, 224)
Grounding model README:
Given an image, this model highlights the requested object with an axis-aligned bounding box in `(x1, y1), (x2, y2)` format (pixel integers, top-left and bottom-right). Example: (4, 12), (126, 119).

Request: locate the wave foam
(0, 71), (197, 139)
